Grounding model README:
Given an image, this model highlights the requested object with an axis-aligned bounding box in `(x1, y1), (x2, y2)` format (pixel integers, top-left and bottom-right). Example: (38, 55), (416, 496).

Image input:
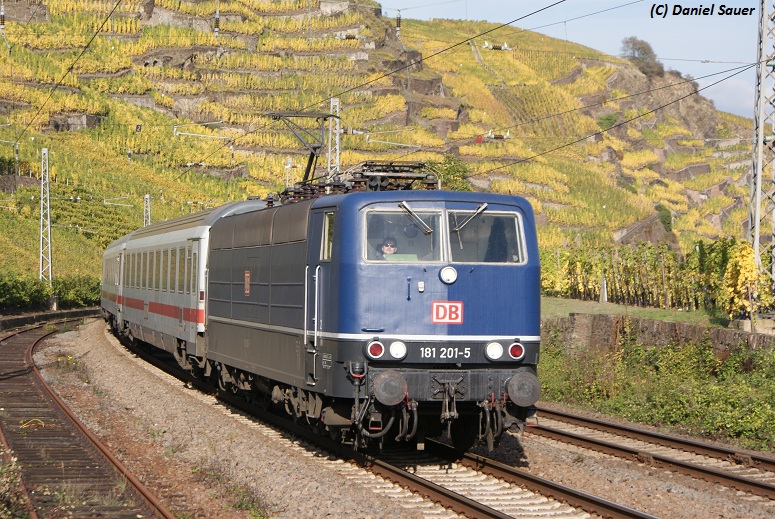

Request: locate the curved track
(0, 319), (175, 519)
(120, 329), (659, 518)
(534, 406), (775, 500)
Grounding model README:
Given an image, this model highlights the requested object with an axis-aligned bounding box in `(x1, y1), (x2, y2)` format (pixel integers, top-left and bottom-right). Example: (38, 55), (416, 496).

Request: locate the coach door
(305, 210), (335, 386)
(117, 252), (124, 323)
(182, 239), (200, 337)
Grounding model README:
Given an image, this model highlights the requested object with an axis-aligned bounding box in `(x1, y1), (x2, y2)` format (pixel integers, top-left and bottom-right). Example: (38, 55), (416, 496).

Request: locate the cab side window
(321, 212), (335, 261)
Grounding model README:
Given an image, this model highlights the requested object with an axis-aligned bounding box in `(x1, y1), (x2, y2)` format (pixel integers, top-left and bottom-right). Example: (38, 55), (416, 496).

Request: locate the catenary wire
(469, 62), (756, 178)
(175, 0), (570, 176)
(386, 61), (756, 162)
(12, 0), (125, 146)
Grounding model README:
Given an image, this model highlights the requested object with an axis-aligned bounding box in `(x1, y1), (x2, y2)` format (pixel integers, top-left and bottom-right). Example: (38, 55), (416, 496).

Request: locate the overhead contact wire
(13, 0), (125, 146)
(182, 0), (569, 174)
(472, 62), (756, 177)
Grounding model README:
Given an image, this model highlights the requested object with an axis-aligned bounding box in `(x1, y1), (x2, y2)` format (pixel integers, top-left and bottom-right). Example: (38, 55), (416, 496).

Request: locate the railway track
(5, 311), (774, 517)
(0, 320), (175, 519)
(534, 406), (775, 500)
(119, 330), (659, 518)
(372, 439), (659, 519)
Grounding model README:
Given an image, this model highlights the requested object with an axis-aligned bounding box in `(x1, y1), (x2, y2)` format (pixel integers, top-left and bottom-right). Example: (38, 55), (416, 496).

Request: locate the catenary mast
(750, 0), (775, 278)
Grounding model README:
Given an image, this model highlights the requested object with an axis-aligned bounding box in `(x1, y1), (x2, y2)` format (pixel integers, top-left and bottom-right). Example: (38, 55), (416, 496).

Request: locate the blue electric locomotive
(102, 167), (541, 450)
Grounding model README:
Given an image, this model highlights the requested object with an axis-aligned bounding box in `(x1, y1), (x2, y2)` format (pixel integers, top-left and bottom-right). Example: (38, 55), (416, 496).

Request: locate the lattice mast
(143, 194), (151, 227)
(39, 148), (52, 283)
(750, 0), (775, 277)
(327, 98), (341, 180)
(0, 0), (10, 51)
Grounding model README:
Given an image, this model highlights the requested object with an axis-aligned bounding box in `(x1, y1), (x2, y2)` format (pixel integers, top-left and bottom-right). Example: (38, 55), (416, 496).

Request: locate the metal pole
(143, 194), (151, 227)
(39, 148), (52, 283)
(327, 98), (340, 181)
(749, 0), (775, 279)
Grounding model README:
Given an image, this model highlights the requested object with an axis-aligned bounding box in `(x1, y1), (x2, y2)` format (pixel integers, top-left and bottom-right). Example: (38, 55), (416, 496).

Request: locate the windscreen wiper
(398, 201), (433, 234)
(452, 203), (487, 232)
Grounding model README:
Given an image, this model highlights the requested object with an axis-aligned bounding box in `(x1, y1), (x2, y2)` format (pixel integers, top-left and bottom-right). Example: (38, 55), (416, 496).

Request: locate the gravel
(36, 319), (775, 519)
(37, 319), (431, 519)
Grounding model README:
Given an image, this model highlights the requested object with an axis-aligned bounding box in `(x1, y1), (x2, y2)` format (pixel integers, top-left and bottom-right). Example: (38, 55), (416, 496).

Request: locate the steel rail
(28, 324), (177, 518)
(0, 421), (39, 519)
(425, 438), (658, 519)
(121, 333), (656, 518)
(533, 421), (775, 499)
(209, 379), (515, 518)
(0, 319), (176, 519)
(538, 406), (775, 472)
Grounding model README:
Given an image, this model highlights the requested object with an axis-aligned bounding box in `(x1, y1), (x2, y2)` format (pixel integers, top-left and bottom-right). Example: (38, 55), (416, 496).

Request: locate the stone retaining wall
(542, 313), (775, 353)
(0, 308), (99, 331)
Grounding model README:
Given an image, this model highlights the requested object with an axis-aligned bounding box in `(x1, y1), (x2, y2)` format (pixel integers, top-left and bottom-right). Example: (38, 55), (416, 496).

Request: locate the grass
(541, 296), (716, 326)
(540, 296), (774, 451)
(540, 326), (775, 451)
(191, 463), (271, 518)
(0, 449), (28, 519)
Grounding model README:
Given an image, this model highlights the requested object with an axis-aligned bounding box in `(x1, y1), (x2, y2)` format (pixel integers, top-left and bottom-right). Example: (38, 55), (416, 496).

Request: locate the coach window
(183, 247), (191, 294)
(161, 249), (168, 292)
(171, 248), (178, 293)
(321, 212), (335, 261)
(158, 250), (162, 290)
(156, 250), (162, 290)
(178, 247), (185, 293)
(141, 252), (147, 289)
(146, 251), (156, 290)
(151, 250), (157, 290)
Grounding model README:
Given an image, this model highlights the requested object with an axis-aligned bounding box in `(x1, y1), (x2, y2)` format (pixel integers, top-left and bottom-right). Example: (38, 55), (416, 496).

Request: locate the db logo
(432, 301), (464, 324)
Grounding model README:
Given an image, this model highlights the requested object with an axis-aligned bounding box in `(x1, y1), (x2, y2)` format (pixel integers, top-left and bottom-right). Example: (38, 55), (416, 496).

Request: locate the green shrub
(655, 203), (672, 231)
(0, 274), (99, 312)
(597, 113), (618, 130)
(541, 330), (775, 450)
(52, 275), (100, 308)
(0, 273), (51, 311)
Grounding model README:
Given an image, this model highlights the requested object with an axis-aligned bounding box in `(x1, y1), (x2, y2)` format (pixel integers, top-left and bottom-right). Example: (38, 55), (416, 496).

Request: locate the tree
(429, 154), (471, 191)
(621, 37), (664, 77)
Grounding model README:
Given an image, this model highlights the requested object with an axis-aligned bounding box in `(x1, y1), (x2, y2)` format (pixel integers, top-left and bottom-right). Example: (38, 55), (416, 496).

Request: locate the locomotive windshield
(449, 211), (526, 263)
(366, 210), (442, 261)
(365, 208), (527, 264)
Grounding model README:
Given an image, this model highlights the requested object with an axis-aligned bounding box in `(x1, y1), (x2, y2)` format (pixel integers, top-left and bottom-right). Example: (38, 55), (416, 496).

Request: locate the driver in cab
(378, 238), (398, 259)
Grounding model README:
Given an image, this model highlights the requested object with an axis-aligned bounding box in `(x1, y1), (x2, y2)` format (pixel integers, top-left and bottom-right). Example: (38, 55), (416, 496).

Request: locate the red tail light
(508, 342), (525, 360)
(367, 340), (385, 359)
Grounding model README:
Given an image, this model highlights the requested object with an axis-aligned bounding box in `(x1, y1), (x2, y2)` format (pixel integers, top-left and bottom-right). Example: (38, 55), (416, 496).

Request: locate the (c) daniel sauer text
(650, 4), (755, 18)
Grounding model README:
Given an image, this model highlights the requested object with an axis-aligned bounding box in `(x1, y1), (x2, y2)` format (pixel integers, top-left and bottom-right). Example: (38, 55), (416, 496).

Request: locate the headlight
(485, 341), (504, 360)
(439, 266), (457, 284)
(389, 341), (407, 360)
